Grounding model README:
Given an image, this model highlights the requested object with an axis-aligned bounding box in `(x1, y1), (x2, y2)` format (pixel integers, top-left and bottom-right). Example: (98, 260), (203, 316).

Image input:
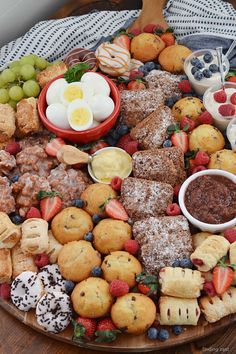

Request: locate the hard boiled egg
(46, 103), (71, 129)
(88, 94), (115, 122)
(91, 120), (100, 128)
(81, 72), (110, 96)
(67, 99), (93, 131)
(60, 82), (93, 105)
(46, 78), (68, 105)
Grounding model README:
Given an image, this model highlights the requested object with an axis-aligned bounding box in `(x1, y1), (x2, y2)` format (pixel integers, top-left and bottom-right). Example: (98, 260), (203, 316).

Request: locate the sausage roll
(0, 212), (21, 249)
(229, 242), (236, 285)
(0, 249), (12, 283)
(200, 287), (236, 323)
(16, 97), (41, 137)
(192, 232), (212, 249)
(21, 218), (49, 255)
(190, 235), (230, 272)
(159, 296), (200, 326)
(159, 267), (204, 298)
(46, 230), (63, 264)
(12, 243), (37, 278)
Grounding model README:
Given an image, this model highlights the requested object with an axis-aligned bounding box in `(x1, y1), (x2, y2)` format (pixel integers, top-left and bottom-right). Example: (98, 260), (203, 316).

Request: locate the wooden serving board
(0, 298), (235, 352)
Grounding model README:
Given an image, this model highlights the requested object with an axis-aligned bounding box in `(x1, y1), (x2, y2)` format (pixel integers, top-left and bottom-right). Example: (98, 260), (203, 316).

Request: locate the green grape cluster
(0, 54), (50, 108)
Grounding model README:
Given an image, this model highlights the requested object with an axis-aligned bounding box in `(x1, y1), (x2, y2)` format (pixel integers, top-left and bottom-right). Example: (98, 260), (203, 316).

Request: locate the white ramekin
(178, 169), (236, 233)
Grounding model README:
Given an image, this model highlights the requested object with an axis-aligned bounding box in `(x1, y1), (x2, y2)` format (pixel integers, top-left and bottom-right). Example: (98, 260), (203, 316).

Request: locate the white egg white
(91, 120), (100, 128)
(88, 94), (115, 122)
(81, 72), (110, 96)
(60, 82), (94, 105)
(46, 78), (68, 105)
(67, 99), (93, 131)
(46, 103), (71, 130)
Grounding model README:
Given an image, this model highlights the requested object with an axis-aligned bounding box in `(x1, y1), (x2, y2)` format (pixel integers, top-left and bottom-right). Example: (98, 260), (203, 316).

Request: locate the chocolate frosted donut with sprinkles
(64, 47), (98, 71)
(38, 264), (66, 293)
(36, 291), (72, 333)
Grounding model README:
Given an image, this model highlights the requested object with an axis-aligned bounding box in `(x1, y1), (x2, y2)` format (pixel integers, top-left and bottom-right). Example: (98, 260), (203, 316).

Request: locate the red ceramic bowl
(37, 73), (120, 143)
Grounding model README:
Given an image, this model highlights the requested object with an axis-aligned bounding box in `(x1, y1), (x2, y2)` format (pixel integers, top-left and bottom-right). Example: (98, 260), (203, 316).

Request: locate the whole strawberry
(136, 272), (158, 296)
(109, 279), (129, 297)
(95, 318), (120, 343)
(124, 239), (140, 255)
(73, 317), (97, 340)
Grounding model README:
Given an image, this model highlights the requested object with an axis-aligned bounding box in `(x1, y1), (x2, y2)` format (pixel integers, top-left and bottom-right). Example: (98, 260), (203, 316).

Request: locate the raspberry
(166, 203), (181, 216)
(0, 283), (11, 299)
(213, 90), (227, 103)
(110, 176), (123, 191)
(230, 92), (236, 105)
(26, 207), (41, 219)
(5, 142), (21, 155)
(180, 116), (196, 132)
(143, 24), (157, 33)
(116, 134), (132, 149)
(218, 104), (236, 117)
(194, 151), (210, 166)
(129, 28), (141, 36)
(173, 184), (182, 197)
(34, 253), (49, 268)
(191, 165), (207, 174)
(178, 80), (191, 93)
(124, 140), (139, 155)
(224, 229), (236, 243)
(198, 111), (213, 125)
(203, 281), (217, 297)
(124, 239), (140, 255)
(109, 279), (129, 297)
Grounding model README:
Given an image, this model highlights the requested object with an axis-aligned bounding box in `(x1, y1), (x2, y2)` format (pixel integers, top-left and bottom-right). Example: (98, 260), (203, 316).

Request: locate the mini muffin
(81, 183), (117, 217)
(131, 33), (165, 62)
(189, 124), (225, 154)
(58, 240), (101, 282)
(93, 219), (132, 254)
(158, 45), (192, 73)
(71, 277), (113, 318)
(101, 251), (142, 287)
(111, 293), (156, 334)
(208, 149), (236, 175)
(51, 207), (93, 244)
(172, 97), (205, 122)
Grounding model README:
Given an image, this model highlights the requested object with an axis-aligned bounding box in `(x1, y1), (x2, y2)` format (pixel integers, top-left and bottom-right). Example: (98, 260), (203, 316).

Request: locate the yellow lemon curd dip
(91, 148), (132, 183)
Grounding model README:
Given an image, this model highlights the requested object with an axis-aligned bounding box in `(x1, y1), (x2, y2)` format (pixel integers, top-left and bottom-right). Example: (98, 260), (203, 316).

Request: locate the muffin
(111, 293), (156, 334)
(189, 124), (225, 154)
(71, 277), (113, 318)
(81, 183), (117, 217)
(208, 149), (236, 174)
(158, 45), (192, 73)
(51, 207), (93, 244)
(101, 251), (142, 287)
(131, 33), (165, 62)
(93, 219), (132, 254)
(58, 240), (101, 282)
(172, 97), (205, 122)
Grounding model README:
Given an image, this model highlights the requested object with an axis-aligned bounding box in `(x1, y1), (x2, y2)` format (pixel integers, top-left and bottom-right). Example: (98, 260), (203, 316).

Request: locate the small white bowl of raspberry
(203, 81), (236, 131)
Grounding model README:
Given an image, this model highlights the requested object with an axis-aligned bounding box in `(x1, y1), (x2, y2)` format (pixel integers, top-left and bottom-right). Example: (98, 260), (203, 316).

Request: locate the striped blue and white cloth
(0, 0), (235, 70)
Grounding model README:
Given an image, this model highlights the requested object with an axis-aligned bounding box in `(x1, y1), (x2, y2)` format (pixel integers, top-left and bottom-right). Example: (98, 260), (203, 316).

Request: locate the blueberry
(154, 63), (161, 70)
(105, 136), (117, 146)
(116, 124), (129, 137)
(203, 52), (213, 63)
(191, 67), (199, 75)
(139, 65), (149, 76)
(202, 69), (212, 78)
(158, 329), (169, 341)
(144, 61), (156, 72)
(190, 57), (200, 66)
(72, 199), (85, 208)
(108, 128), (120, 140)
(196, 61), (205, 69)
(92, 214), (101, 224)
(163, 139), (172, 148)
(209, 64), (219, 73)
(194, 71), (204, 81)
(65, 280), (75, 293)
(172, 259), (181, 267)
(84, 231), (93, 242)
(180, 75), (188, 81)
(172, 325), (183, 335)
(147, 327), (159, 340)
(165, 95), (179, 108)
(11, 214), (23, 225)
(91, 266), (103, 277)
(180, 257), (193, 269)
(11, 175), (19, 183)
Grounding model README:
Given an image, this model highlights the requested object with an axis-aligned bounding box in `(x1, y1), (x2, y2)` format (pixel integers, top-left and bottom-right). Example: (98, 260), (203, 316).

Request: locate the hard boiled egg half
(67, 99), (93, 131)
(46, 78), (68, 105)
(46, 103), (71, 129)
(60, 82), (93, 105)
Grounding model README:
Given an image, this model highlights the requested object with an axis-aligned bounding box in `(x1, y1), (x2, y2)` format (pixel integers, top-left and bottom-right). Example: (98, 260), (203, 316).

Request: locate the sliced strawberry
(113, 34), (131, 51)
(89, 141), (108, 155)
(171, 130), (189, 153)
(137, 283), (151, 295)
(45, 138), (65, 157)
(38, 191), (62, 221)
(212, 258), (235, 295)
(127, 80), (146, 90)
(105, 199), (128, 221)
(160, 32), (175, 46)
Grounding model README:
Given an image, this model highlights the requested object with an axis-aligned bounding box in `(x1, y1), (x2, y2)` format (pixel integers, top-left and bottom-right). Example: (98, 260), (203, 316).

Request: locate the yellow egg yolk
(71, 108), (90, 126)
(64, 86), (84, 102)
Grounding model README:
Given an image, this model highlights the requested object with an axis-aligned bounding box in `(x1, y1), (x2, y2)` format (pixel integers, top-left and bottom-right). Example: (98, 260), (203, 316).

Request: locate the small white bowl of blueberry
(184, 49), (229, 95)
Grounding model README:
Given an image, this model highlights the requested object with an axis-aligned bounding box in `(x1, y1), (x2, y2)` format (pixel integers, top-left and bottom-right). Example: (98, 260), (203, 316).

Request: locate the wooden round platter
(0, 298), (235, 352)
